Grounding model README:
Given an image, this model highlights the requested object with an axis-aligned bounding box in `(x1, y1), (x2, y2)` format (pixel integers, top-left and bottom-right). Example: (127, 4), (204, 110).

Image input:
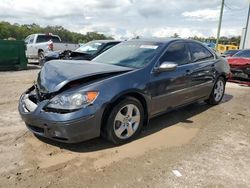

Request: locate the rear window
(224, 50), (239, 55)
(36, 35), (61, 43)
(233, 50), (250, 58)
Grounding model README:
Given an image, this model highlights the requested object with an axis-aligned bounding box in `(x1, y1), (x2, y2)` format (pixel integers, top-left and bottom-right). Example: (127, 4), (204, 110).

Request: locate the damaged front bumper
(18, 86), (102, 143)
(230, 67), (250, 81)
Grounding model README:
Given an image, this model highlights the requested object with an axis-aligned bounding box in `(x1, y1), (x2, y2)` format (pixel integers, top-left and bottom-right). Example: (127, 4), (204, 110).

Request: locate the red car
(227, 50), (250, 85)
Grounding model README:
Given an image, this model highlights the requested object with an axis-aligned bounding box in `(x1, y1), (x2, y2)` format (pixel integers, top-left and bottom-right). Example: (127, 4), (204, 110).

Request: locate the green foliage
(0, 22), (113, 43)
(171, 33), (179, 38)
(188, 35), (241, 46)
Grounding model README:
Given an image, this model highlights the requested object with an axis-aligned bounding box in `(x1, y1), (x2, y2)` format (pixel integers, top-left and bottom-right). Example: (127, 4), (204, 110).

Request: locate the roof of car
(127, 38), (197, 44)
(92, 40), (121, 43)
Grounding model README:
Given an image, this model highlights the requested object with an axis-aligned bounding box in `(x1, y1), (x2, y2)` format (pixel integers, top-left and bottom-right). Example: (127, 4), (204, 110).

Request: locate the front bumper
(230, 67), (250, 81)
(18, 88), (102, 143)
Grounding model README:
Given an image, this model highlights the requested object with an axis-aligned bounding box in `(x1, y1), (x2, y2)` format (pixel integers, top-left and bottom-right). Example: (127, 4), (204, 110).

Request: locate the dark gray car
(19, 38), (230, 144)
(69, 40), (121, 60)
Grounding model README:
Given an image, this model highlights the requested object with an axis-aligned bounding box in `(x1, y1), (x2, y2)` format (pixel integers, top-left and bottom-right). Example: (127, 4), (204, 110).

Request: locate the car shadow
(36, 94), (233, 152)
(27, 64), (41, 70)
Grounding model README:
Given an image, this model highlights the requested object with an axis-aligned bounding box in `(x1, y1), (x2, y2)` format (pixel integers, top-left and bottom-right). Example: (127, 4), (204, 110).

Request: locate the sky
(0, 0), (249, 39)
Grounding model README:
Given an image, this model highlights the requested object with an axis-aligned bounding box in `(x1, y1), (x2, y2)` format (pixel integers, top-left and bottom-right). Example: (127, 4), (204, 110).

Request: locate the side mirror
(156, 62), (178, 72)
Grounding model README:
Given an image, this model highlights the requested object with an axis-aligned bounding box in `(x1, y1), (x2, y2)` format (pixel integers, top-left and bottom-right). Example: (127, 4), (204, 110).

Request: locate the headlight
(46, 91), (99, 110)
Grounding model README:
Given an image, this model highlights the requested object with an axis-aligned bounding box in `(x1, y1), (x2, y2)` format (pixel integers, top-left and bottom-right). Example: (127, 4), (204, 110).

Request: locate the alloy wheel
(214, 79), (224, 102)
(113, 104), (141, 139)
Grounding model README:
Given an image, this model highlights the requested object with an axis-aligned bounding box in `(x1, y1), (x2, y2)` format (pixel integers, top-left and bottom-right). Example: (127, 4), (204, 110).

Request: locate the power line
(224, 3), (247, 11)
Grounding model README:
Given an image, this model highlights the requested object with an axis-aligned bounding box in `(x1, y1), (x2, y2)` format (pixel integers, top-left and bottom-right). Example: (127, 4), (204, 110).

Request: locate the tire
(38, 51), (45, 66)
(104, 97), (144, 145)
(206, 76), (226, 105)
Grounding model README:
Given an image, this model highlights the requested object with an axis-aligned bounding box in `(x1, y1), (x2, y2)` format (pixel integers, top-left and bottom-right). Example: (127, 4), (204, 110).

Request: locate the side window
(160, 42), (190, 66)
(189, 43), (214, 62)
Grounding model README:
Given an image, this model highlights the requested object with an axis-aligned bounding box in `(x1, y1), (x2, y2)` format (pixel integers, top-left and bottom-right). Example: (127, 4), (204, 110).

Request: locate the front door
(149, 42), (193, 116)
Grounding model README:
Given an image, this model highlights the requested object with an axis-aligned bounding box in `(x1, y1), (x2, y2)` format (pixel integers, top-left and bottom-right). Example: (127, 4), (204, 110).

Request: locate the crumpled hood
(37, 60), (133, 93)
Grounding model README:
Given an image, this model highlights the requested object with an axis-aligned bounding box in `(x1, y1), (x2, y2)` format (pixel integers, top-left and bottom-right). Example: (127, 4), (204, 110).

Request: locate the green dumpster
(0, 40), (27, 71)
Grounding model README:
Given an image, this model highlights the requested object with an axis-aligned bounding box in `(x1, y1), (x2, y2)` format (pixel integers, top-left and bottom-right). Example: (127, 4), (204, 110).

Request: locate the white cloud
(0, 0), (248, 39)
(182, 8), (220, 21)
(212, 27), (243, 37)
(152, 27), (205, 38)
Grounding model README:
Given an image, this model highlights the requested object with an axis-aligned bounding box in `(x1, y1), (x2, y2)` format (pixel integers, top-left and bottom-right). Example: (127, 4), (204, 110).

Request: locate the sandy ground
(0, 66), (249, 188)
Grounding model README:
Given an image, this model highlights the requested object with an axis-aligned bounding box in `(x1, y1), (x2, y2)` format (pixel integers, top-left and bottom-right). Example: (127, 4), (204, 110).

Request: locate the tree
(0, 21), (113, 43)
(172, 33), (179, 38)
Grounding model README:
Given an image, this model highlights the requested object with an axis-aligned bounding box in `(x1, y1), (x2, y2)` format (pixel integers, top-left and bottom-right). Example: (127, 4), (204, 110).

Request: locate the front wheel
(206, 77), (225, 105)
(104, 97), (144, 145)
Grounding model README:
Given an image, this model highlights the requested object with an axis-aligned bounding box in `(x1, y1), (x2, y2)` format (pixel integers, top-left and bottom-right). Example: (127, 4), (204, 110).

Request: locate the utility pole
(216, 0), (225, 51)
(242, 1), (250, 49)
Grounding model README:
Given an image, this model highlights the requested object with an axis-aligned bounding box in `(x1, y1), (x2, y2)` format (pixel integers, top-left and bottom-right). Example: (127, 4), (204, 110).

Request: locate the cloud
(152, 27), (205, 38)
(182, 8), (220, 21)
(0, 0), (249, 39)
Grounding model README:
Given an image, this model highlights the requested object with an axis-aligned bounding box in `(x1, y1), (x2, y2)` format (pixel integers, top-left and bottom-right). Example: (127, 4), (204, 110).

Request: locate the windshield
(93, 42), (161, 68)
(233, 50), (250, 58)
(75, 41), (104, 55)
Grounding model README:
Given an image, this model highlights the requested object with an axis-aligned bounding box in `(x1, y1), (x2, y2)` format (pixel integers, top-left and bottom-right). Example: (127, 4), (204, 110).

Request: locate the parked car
(68, 40), (121, 60)
(18, 38), (230, 145)
(222, 50), (240, 58)
(40, 40), (121, 66)
(24, 33), (79, 64)
(227, 49), (250, 81)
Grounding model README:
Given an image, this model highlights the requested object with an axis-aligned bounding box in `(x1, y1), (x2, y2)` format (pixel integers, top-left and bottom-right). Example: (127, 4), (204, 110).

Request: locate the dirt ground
(0, 66), (249, 188)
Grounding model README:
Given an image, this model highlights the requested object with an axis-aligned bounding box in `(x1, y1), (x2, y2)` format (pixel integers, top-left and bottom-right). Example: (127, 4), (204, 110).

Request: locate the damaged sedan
(19, 38), (230, 144)
(227, 49), (250, 82)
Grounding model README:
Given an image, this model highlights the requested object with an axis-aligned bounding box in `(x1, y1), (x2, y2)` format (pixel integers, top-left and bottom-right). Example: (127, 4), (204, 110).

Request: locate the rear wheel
(206, 76), (225, 105)
(104, 97), (144, 145)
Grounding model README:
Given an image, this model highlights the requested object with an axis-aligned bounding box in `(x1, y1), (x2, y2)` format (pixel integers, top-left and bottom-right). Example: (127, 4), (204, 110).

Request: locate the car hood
(37, 60), (133, 93)
(227, 57), (250, 66)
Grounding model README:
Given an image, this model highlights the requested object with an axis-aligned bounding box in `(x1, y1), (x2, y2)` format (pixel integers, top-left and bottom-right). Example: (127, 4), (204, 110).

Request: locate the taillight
(48, 42), (53, 51)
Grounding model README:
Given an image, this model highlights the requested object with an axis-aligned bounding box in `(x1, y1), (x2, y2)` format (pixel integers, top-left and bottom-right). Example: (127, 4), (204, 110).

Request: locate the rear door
(187, 42), (216, 100)
(149, 41), (193, 115)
